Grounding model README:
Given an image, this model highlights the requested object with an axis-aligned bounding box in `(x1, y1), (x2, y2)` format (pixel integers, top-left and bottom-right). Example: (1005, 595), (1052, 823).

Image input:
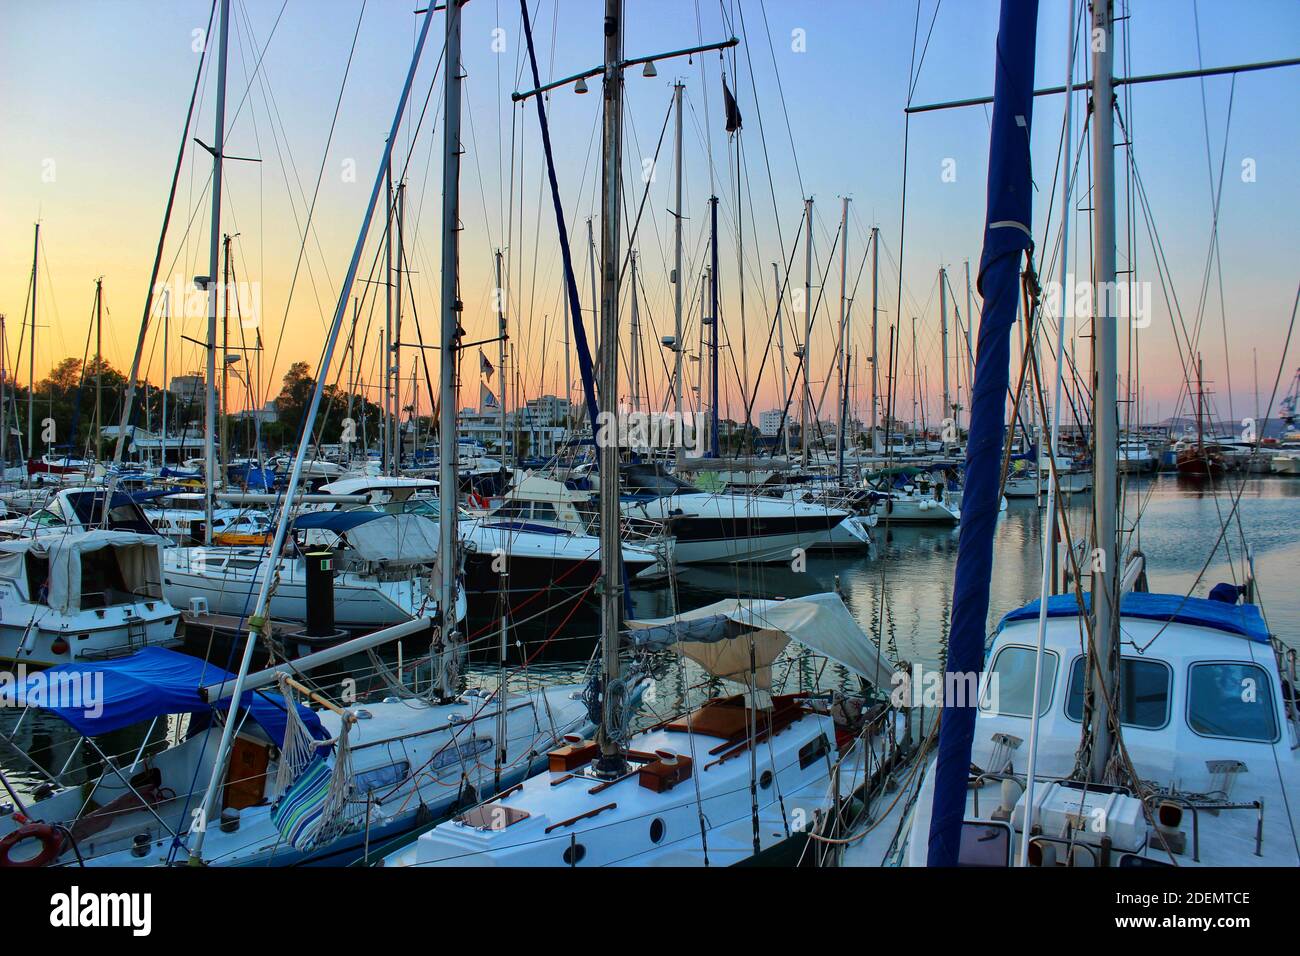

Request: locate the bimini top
(999, 591), (1271, 644)
(4, 646), (326, 744)
(627, 592), (897, 689)
(293, 510), (439, 564)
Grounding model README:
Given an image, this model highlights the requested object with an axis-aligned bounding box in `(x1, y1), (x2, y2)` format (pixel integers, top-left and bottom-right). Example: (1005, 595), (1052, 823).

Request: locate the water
(3, 475), (1297, 803)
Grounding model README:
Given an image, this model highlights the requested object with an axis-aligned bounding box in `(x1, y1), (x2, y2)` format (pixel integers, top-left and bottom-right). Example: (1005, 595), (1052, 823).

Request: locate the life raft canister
(0, 823), (64, 867)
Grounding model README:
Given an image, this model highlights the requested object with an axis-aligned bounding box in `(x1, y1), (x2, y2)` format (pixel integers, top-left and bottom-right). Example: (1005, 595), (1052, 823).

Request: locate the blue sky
(2, 0), (1297, 427)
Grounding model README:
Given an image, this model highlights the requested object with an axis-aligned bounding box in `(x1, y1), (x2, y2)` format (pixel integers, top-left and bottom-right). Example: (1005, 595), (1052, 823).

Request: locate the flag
(481, 383), (498, 409)
(722, 76), (742, 133)
(479, 349), (494, 380)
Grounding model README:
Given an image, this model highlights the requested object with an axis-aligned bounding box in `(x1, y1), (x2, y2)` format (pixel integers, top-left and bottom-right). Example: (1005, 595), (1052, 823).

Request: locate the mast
(594, 0), (627, 778)
(1086, 0), (1120, 783)
(436, 0), (464, 702)
(836, 197), (850, 477)
(707, 195), (720, 458)
(202, 0), (230, 546)
(801, 197), (813, 466)
(188, 0), (439, 865)
(28, 223), (38, 469)
(629, 252), (640, 412)
(773, 263), (792, 459)
(871, 226), (879, 453)
(965, 258), (974, 434)
(940, 266), (950, 443)
(587, 217), (599, 355)
(672, 81), (685, 467)
(94, 277), (103, 460)
(395, 180), (406, 468)
(1020, 0), (1077, 865)
(221, 234), (231, 472)
(161, 290), (169, 468)
(494, 247), (509, 780)
(384, 159), (394, 473)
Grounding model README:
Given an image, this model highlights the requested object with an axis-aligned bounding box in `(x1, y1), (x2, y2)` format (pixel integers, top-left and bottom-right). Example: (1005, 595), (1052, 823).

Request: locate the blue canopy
(8, 647), (326, 745)
(292, 510), (385, 533)
(999, 591), (1271, 644)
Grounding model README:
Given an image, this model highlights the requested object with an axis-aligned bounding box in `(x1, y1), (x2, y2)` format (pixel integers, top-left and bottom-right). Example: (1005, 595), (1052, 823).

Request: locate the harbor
(0, 0), (1297, 934)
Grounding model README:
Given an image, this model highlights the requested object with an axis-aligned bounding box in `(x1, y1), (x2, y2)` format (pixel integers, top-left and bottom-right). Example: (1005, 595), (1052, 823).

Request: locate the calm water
(3, 475), (1297, 799)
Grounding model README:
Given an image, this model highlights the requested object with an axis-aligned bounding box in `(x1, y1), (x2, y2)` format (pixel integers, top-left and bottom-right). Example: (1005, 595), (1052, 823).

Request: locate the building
(455, 394), (571, 461)
(169, 374), (204, 404)
(758, 409), (788, 438)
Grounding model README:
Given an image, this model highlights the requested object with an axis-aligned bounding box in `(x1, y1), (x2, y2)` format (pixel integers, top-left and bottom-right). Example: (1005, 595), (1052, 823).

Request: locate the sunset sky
(2, 0), (1297, 432)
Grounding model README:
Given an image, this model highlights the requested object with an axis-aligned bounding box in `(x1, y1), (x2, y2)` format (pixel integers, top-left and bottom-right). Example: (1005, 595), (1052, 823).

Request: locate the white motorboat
(0, 530), (181, 667)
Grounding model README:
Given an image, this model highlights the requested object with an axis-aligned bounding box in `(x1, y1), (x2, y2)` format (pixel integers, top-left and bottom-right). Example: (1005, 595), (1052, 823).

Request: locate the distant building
(758, 409), (787, 438)
(169, 374), (204, 405)
(232, 401), (278, 425)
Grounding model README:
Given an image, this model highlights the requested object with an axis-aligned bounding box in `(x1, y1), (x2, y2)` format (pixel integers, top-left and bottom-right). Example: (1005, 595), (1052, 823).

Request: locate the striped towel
(271, 755), (333, 851)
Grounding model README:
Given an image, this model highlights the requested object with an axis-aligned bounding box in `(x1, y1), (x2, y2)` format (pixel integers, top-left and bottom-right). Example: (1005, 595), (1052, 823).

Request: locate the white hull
(162, 549), (437, 629)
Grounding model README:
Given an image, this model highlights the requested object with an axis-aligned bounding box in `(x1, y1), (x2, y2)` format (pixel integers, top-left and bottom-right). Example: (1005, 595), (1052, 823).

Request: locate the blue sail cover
(927, 0), (1039, 867)
(6, 647), (325, 746)
(1000, 592), (1271, 643)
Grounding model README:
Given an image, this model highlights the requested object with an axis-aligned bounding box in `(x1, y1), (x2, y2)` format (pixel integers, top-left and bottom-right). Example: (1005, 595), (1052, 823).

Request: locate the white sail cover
(345, 513), (441, 564)
(0, 530), (165, 613)
(627, 592), (897, 689)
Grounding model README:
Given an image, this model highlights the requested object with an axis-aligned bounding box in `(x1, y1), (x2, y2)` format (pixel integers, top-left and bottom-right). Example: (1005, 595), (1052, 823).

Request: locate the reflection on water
(3, 475), (1297, 803)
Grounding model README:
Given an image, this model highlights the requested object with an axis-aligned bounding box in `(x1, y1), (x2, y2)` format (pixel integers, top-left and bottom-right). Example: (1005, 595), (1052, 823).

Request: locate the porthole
(562, 843), (586, 865)
(649, 818), (666, 844)
(759, 770), (774, 790)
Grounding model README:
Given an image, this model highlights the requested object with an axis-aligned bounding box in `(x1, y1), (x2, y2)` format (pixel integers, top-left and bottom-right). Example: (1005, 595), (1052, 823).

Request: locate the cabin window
(1064, 656), (1171, 729)
(492, 501), (529, 519)
(1187, 662), (1278, 743)
(354, 760), (410, 795)
(979, 646), (1058, 718)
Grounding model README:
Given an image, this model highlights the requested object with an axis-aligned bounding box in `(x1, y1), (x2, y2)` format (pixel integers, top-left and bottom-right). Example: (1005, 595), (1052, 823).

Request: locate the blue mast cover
(927, 0), (1039, 867)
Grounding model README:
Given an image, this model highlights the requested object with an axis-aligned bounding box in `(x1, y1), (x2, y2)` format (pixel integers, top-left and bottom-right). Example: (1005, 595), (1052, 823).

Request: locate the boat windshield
(621, 464), (701, 496)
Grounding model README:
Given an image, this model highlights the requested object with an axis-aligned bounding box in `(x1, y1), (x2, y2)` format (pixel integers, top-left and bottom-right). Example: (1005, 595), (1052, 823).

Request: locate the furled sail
(926, 0), (1040, 866)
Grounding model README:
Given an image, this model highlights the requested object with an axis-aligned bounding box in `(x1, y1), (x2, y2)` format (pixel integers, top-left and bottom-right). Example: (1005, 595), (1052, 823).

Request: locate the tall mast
(384, 159), (394, 473)
(28, 223), (38, 469)
(594, 0), (627, 777)
(939, 266), (950, 443)
(773, 262), (792, 459)
(1087, 0), (1120, 783)
(436, 0), (464, 702)
(161, 290), (170, 469)
(202, 0), (230, 545)
(707, 195), (720, 458)
(629, 252), (641, 412)
(672, 81), (685, 467)
(221, 234), (231, 471)
(801, 197), (813, 467)
(836, 197), (850, 476)
(395, 180), (406, 468)
(587, 217), (599, 356)
(871, 226), (879, 452)
(94, 277), (103, 460)
(563, 287), (572, 433)
(965, 258), (974, 434)
(494, 247), (509, 778)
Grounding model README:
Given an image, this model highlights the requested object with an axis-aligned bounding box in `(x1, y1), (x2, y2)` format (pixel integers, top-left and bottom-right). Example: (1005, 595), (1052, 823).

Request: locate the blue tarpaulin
(999, 591), (1271, 644)
(927, 0), (1040, 867)
(7, 647), (326, 746)
(291, 510), (385, 532)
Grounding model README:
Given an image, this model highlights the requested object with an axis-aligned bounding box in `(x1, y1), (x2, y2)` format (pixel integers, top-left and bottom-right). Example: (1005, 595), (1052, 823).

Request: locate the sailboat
(839, 0), (1299, 868)
(0, 0), (608, 871)
(381, 0), (913, 869)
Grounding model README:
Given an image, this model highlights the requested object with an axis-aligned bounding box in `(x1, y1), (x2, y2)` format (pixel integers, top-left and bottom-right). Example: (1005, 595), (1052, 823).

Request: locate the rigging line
(256, 1), (368, 396)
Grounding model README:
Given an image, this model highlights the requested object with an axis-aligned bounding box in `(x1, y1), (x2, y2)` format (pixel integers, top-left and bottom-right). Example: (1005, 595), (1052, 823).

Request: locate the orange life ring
(0, 823), (63, 867)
